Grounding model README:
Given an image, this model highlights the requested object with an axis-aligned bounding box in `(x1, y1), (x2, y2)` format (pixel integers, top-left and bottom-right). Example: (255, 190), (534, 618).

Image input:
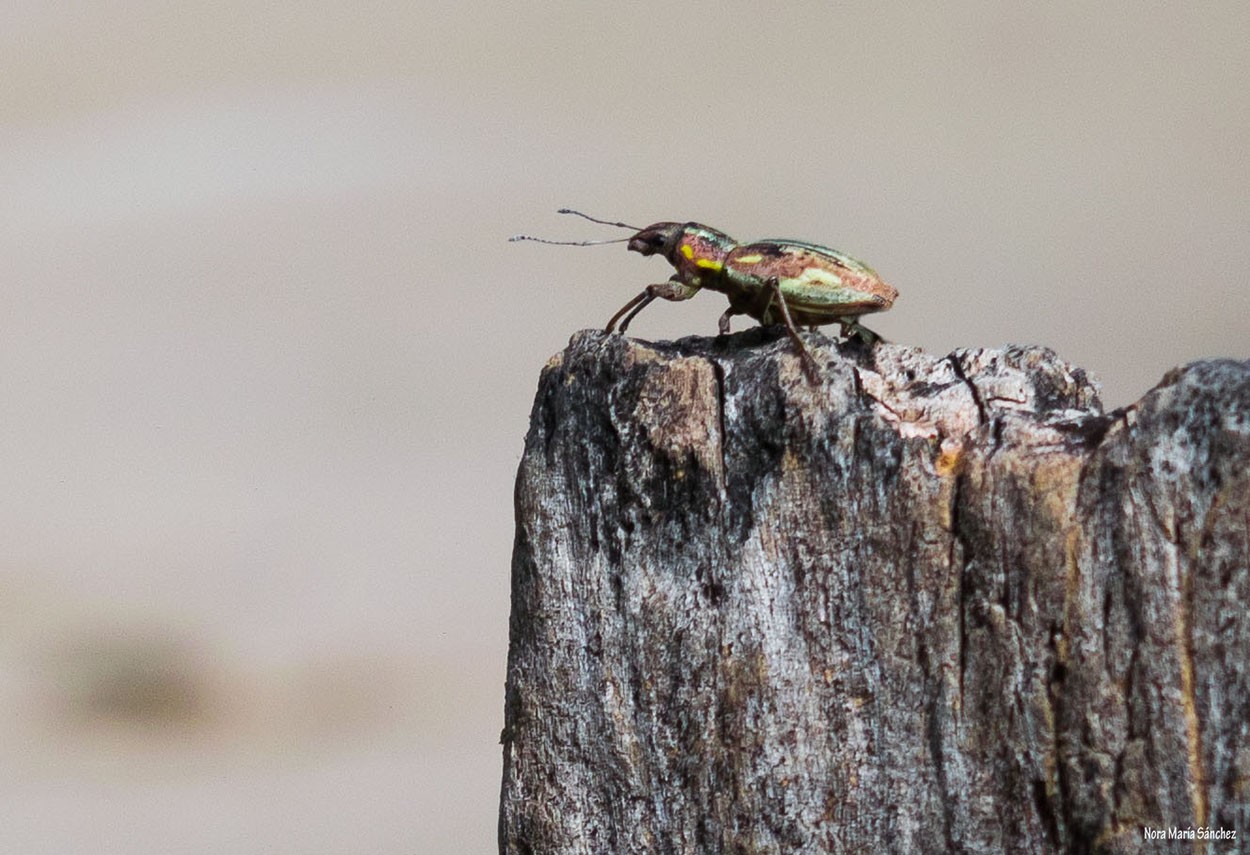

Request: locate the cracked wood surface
(500, 329), (1250, 854)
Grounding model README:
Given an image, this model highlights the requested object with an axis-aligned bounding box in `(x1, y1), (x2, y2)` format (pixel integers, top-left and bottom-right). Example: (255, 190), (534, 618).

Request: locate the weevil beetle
(511, 209), (898, 383)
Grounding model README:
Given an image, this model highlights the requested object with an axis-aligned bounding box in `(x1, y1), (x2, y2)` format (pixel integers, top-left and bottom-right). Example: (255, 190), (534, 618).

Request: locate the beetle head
(627, 223), (685, 260)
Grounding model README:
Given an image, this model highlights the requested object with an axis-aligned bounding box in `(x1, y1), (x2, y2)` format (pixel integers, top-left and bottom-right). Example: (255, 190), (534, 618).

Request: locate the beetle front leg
(605, 278), (699, 334)
(767, 277), (822, 385)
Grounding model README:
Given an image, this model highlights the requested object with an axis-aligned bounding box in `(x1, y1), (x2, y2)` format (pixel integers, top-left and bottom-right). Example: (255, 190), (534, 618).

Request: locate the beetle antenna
(557, 209), (641, 231)
(509, 234), (632, 246)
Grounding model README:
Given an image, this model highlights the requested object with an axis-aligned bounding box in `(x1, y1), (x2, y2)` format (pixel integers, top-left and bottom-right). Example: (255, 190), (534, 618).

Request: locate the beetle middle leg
(605, 278), (699, 334)
(767, 277), (822, 384)
(718, 307), (744, 336)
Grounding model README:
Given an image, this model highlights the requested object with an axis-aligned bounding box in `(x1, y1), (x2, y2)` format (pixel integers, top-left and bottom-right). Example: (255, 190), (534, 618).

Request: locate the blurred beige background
(1, 2), (1246, 852)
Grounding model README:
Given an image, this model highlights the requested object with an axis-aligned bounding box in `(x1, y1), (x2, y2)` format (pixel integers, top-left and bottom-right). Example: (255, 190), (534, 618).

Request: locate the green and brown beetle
(511, 209), (898, 382)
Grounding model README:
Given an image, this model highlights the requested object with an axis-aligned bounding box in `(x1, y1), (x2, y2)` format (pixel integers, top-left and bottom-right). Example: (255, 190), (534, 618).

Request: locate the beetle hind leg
(766, 277), (822, 385)
(838, 319), (887, 346)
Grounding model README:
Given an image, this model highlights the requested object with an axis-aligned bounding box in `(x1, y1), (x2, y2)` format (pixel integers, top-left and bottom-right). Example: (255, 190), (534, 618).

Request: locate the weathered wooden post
(501, 329), (1249, 853)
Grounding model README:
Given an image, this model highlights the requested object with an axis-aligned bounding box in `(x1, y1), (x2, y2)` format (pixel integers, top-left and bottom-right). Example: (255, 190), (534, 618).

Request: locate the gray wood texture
(500, 329), (1250, 853)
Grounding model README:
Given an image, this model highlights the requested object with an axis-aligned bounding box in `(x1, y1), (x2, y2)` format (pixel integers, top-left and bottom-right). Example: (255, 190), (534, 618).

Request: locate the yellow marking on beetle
(680, 242), (722, 271)
(735, 253), (764, 265)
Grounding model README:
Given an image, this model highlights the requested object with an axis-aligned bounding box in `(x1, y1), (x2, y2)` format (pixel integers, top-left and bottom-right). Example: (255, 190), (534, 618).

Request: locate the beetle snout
(626, 222), (681, 257)
(627, 235), (658, 255)
(627, 233), (665, 256)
